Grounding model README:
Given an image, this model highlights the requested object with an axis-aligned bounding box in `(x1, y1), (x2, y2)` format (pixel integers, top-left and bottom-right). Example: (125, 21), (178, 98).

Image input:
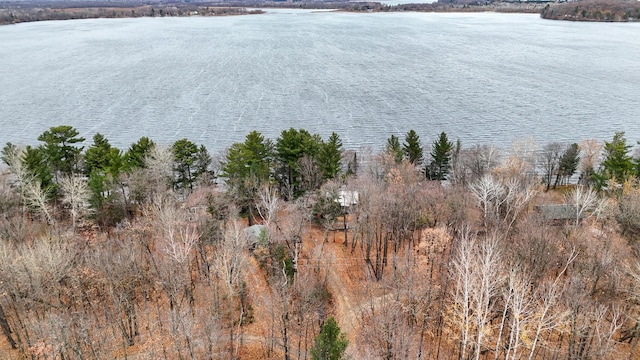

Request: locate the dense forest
(3, 0), (639, 26)
(0, 0), (549, 26)
(2, 126), (640, 359)
(541, 0), (640, 21)
(0, 4), (262, 25)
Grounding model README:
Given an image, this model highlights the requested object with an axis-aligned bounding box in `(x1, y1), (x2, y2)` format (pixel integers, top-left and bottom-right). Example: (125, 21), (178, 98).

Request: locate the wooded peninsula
(540, 0), (640, 21)
(2, 126), (640, 359)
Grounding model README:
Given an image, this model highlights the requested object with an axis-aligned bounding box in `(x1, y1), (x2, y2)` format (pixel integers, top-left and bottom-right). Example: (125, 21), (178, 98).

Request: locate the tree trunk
(0, 304), (16, 349)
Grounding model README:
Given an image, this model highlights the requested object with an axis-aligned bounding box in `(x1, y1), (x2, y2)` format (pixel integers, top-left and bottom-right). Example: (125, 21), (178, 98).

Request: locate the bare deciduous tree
(539, 142), (563, 191)
(0, 235), (78, 357)
(450, 229), (503, 360)
(24, 180), (54, 225)
(591, 304), (624, 359)
(527, 249), (577, 360)
(453, 144), (501, 186)
(578, 139), (603, 184)
(214, 216), (249, 295)
(615, 184), (640, 241)
(59, 175), (91, 230)
(256, 184), (281, 227)
(469, 174), (536, 233)
(566, 185), (607, 227)
(93, 237), (145, 348)
(163, 223), (198, 265)
(499, 266), (534, 360)
(1, 145), (32, 202)
(143, 144), (174, 198)
(298, 155), (323, 193)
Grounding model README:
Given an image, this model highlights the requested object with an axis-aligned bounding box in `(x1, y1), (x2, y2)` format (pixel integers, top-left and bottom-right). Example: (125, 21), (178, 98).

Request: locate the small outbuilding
(536, 204), (580, 225)
(244, 224), (268, 248)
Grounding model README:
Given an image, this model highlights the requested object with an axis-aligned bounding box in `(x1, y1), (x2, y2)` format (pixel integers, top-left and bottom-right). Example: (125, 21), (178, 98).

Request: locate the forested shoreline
(2, 126), (640, 359)
(0, 4), (262, 25)
(541, 0), (640, 21)
(0, 1), (548, 26)
(4, 0), (639, 26)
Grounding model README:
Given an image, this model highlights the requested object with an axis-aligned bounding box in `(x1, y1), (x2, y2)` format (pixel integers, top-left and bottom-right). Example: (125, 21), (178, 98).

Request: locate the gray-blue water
(1, 10), (639, 153)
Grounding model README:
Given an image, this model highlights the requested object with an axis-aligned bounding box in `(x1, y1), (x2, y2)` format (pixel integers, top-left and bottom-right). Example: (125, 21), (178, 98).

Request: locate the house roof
(537, 204), (579, 221)
(244, 224), (268, 243)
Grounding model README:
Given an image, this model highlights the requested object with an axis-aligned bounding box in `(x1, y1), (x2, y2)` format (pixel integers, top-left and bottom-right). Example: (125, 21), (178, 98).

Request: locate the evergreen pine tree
(600, 131), (634, 184)
(426, 131), (453, 181)
(310, 317), (348, 360)
(555, 143), (580, 188)
(317, 132), (343, 180)
(386, 134), (403, 163)
(124, 136), (155, 170)
(37, 125), (85, 178)
(172, 138), (200, 192)
(402, 129), (423, 166)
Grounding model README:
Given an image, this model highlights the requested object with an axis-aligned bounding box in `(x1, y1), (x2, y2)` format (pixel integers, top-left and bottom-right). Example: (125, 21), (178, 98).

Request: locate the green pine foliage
(23, 145), (55, 192)
(37, 125), (85, 177)
(221, 131), (273, 225)
(172, 138), (200, 192)
(402, 129), (423, 166)
(84, 133), (125, 210)
(600, 131), (635, 185)
(426, 131), (454, 181)
(275, 128), (322, 196)
(195, 144), (214, 185)
(124, 136), (155, 170)
(222, 130), (273, 184)
(310, 317), (348, 360)
(318, 132), (344, 181)
(555, 143), (580, 188)
(386, 134), (403, 163)
(84, 133), (123, 177)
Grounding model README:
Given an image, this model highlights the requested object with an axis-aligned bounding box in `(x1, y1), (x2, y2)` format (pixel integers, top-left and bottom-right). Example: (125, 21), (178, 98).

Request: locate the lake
(1, 10), (639, 153)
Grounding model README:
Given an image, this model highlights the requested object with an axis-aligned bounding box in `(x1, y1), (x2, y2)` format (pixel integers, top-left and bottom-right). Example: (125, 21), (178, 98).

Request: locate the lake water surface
(1, 11), (639, 152)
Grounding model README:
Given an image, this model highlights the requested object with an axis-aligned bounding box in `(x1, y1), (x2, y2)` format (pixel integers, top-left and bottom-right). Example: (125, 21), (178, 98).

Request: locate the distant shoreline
(0, 1), (545, 26)
(540, 0), (640, 22)
(3, 0), (638, 26)
(0, 4), (264, 25)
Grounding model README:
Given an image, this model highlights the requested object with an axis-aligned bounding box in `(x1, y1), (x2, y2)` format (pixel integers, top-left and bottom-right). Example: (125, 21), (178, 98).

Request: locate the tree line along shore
(540, 0), (640, 21)
(3, 125), (640, 358)
(0, 1), (533, 26)
(5, 0), (640, 25)
(0, 3), (263, 25)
